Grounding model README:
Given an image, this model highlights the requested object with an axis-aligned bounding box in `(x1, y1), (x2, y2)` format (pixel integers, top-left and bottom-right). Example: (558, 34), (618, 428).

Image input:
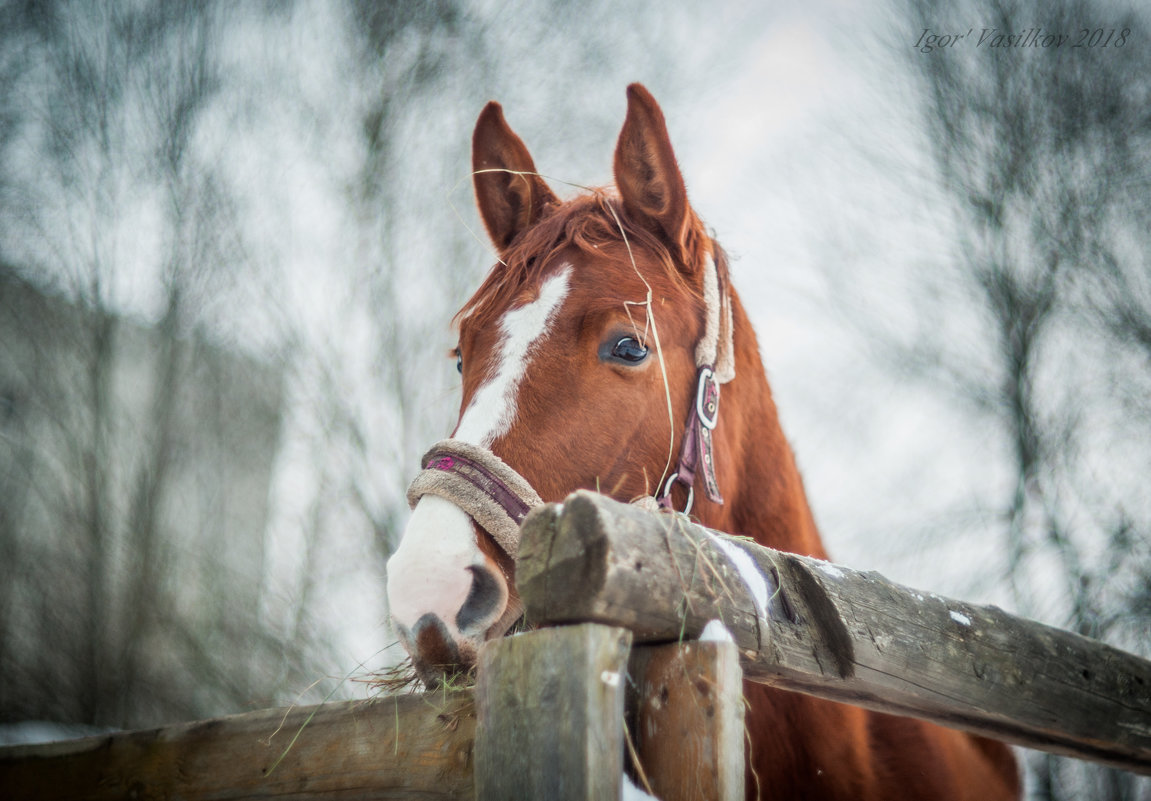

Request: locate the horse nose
(410, 613), (461, 670)
(387, 495), (511, 678)
(456, 565), (505, 634)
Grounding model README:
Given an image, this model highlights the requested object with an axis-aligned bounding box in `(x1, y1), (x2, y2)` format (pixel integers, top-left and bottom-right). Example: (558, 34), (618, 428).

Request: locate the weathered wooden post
(628, 640), (746, 801)
(474, 623), (632, 801)
(473, 622), (746, 801)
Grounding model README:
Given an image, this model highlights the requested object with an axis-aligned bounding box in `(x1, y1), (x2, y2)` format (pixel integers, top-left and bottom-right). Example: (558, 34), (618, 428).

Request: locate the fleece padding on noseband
(659, 252), (732, 511)
(697, 253), (735, 385)
(406, 439), (544, 558)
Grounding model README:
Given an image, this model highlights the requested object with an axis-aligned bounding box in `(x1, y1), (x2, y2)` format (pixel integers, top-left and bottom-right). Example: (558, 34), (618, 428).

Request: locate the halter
(657, 365), (721, 514)
(405, 252), (735, 555)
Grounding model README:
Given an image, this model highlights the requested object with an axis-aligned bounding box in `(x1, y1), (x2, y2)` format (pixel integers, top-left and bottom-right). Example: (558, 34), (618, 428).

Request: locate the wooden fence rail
(0, 694), (476, 799)
(0, 632), (739, 801)
(4, 487), (1150, 800)
(517, 490), (1151, 777)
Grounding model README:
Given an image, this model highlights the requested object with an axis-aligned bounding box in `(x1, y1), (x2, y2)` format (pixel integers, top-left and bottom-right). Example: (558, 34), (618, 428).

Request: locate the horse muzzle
(387, 441), (541, 685)
(386, 494), (513, 683)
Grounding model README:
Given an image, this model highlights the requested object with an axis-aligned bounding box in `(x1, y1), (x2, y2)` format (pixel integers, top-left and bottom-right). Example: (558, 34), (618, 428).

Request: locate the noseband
(405, 252), (735, 555)
(406, 439), (542, 558)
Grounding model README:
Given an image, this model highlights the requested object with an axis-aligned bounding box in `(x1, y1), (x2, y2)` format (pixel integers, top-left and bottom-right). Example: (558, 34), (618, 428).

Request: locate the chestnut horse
(386, 84), (1020, 800)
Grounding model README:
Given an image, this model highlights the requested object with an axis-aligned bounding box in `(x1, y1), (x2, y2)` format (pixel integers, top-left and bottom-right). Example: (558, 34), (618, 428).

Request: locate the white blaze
(386, 495), (482, 637)
(388, 266), (572, 647)
(454, 266), (572, 446)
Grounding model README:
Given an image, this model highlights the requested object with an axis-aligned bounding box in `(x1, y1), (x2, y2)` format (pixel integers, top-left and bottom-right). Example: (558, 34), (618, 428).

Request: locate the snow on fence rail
(2, 489), (1149, 800)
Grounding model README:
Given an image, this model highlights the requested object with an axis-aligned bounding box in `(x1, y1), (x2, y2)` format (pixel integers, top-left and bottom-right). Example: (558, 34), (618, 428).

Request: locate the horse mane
(456, 190), (724, 333)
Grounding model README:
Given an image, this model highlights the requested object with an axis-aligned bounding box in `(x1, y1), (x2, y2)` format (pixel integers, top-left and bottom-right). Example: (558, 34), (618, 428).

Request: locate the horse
(385, 83), (1021, 801)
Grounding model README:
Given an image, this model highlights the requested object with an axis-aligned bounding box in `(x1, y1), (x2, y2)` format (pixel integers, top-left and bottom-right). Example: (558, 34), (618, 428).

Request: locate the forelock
(456, 192), (700, 334)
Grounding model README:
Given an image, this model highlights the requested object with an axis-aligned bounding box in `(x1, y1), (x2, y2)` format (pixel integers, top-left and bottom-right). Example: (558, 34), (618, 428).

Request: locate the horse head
(386, 84), (748, 685)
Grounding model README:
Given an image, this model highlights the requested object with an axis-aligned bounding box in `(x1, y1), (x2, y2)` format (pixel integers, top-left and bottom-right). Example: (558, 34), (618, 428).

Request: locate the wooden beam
(516, 490), (1151, 777)
(474, 623), (632, 801)
(627, 640), (745, 801)
(0, 693), (475, 800)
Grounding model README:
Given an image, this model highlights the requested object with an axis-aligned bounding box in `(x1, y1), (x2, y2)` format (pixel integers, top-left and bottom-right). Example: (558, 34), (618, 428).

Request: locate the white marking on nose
(387, 495), (485, 638)
(454, 266), (572, 447)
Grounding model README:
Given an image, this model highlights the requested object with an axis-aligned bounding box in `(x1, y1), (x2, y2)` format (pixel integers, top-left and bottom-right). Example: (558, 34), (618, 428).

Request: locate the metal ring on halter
(696, 366), (719, 430)
(659, 472), (694, 516)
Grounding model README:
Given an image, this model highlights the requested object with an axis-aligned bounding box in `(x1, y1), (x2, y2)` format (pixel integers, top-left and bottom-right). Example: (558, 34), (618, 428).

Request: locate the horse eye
(455, 350), (463, 374)
(610, 337), (649, 363)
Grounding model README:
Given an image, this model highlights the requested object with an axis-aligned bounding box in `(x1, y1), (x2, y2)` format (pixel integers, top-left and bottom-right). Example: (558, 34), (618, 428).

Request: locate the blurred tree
(0, 1), (327, 730)
(848, 0), (1151, 796)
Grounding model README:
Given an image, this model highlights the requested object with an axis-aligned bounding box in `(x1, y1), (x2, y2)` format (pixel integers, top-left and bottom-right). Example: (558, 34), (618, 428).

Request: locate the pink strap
(659, 366), (723, 513)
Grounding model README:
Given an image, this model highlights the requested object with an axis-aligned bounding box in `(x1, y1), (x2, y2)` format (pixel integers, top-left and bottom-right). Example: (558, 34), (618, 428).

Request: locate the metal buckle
(659, 472), (694, 516)
(695, 366), (719, 430)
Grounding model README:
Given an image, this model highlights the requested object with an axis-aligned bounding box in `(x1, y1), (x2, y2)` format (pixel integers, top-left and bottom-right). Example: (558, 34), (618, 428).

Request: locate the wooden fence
(3, 489), (1149, 800)
(517, 491), (1151, 776)
(0, 694), (476, 799)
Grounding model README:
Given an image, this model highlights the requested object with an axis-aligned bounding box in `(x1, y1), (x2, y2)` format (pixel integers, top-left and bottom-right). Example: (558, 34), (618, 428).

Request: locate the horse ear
(613, 84), (702, 271)
(472, 102), (558, 256)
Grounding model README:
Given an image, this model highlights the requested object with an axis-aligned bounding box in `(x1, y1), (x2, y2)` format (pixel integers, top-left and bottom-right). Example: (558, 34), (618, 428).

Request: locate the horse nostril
(412, 613), (460, 667)
(455, 565), (505, 634)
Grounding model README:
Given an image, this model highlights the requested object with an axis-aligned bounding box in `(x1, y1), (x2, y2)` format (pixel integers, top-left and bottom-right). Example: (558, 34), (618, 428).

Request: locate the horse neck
(699, 293), (828, 560)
